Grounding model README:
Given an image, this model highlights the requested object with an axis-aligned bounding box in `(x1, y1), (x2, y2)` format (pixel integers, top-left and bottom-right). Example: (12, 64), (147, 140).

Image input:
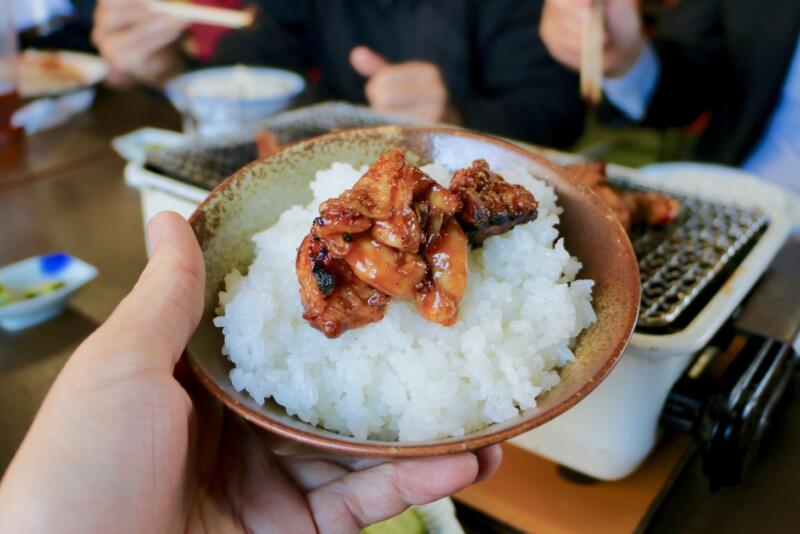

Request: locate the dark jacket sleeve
(456, 0), (586, 148)
(212, 0), (313, 73)
(638, 0), (726, 128)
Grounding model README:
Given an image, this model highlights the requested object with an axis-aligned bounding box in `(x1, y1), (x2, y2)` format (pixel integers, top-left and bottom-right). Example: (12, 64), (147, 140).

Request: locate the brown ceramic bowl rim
(187, 125), (640, 457)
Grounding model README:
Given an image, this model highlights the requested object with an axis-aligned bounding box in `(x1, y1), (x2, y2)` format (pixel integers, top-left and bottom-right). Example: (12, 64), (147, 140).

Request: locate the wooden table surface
(1, 88), (798, 533)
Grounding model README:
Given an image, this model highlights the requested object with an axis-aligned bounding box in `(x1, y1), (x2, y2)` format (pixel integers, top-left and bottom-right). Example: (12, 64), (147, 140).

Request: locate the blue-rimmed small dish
(165, 66), (306, 136)
(0, 253), (98, 331)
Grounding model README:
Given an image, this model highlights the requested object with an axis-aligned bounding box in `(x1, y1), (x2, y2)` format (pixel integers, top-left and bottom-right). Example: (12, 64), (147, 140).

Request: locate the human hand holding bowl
(0, 212), (501, 533)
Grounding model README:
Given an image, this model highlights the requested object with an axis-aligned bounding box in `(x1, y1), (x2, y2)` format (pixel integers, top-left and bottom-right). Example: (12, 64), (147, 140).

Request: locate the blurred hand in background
(540, 0), (644, 77)
(92, 0), (188, 86)
(350, 46), (461, 124)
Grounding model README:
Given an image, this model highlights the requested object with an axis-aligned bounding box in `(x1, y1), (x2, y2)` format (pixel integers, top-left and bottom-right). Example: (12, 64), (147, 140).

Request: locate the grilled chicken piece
(564, 161), (680, 232)
(296, 235), (389, 338)
(255, 130), (282, 159)
(565, 161), (633, 230)
(299, 149), (437, 337)
(624, 191), (681, 227)
(339, 148), (405, 219)
(414, 218), (469, 326)
(563, 160), (606, 187)
(449, 159), (539, 247)
(312, 198), (373, 256)
(298, 150), (536, 337)
(314, 198), (373, 237)
(344, 234), (428, 297)
(370, 163), (428, 252)
(592, 184), (634, 231)
(414, 183), (462, 245)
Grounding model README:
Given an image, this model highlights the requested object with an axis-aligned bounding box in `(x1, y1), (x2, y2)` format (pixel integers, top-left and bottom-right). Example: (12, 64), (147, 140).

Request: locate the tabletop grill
(146, 141), (257, 190)
(123, 110), (798, 486)
(611, 178), (771, 332)
(146, 140), (773, 338)
(144, 102), (419, 190)
(513, 162), (796, 486)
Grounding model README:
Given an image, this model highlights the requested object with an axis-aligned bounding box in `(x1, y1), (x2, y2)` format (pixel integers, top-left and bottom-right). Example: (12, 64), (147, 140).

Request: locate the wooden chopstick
(149, 1), (254, 29)
(580, 0), (604, 105)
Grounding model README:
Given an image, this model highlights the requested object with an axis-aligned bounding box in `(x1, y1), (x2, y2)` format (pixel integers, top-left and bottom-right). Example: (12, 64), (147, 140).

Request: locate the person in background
(0, 212), (502, 533)
(183, 0), (243, 62)
(92, 0), (587, 148)
(540, 0), (800, 195)
(18, 0), (97, 52)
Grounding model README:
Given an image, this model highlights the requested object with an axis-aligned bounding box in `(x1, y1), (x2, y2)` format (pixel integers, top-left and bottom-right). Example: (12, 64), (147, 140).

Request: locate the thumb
(88, 211), (205, 373)
(350, 46), (388, 78)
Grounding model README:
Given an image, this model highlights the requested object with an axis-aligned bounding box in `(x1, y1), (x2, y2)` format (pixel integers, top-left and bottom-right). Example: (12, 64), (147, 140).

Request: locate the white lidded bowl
(165, 65), (306, 136)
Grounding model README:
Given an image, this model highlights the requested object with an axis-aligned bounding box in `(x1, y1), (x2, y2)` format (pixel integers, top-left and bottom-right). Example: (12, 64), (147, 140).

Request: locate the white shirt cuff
(602, 41), (661, 121)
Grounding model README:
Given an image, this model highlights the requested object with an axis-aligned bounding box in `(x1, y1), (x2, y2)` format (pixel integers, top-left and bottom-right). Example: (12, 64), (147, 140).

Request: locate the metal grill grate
(145, 122), (770, 332)
(612, 178), (770, 331)
(146, 142), (257, 191)
(144, 102), (419, 191)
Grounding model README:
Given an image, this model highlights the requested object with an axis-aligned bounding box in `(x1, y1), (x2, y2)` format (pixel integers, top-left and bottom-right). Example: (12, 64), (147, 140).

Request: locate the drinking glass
(0, 0), (21, 147)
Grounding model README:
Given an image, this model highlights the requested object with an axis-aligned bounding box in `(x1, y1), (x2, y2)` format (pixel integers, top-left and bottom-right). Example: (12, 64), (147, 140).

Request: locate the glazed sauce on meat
(297, 149), (539, 338)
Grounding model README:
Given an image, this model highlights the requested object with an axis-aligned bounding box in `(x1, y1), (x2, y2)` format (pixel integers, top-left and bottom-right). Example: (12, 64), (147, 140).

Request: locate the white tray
(124, 163), (208, 225)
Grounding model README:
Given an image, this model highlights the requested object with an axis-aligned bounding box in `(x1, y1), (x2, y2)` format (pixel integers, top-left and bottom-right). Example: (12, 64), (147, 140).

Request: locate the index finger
(94, 0), (159, 35)
(308, 452), (483, 531)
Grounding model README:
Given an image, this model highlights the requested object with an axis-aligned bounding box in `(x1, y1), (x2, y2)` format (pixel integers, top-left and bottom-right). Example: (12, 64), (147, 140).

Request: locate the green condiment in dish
(361, 508), (426, 534)
(24, 280), (65, 299)
(0, 280), (65, 306)
(0, 284), (11, 306)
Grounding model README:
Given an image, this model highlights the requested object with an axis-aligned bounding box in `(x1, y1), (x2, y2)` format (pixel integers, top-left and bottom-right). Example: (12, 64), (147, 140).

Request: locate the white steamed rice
(213, 162), (596, 441)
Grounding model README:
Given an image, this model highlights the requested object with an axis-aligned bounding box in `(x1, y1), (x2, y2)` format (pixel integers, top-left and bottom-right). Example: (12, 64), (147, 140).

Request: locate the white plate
(18, 49), (108, 99)
(112, 127), (189, 165)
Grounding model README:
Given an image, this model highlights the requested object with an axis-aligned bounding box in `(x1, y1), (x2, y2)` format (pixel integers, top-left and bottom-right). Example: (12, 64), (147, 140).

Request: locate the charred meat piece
(564, 161), (680, 232)
(296, 235), (389, 338)
(449, 159), (539, 247)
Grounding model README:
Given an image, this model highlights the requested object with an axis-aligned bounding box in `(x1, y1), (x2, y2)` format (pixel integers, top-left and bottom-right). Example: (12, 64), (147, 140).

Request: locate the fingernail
(146, 213), (169, 257)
